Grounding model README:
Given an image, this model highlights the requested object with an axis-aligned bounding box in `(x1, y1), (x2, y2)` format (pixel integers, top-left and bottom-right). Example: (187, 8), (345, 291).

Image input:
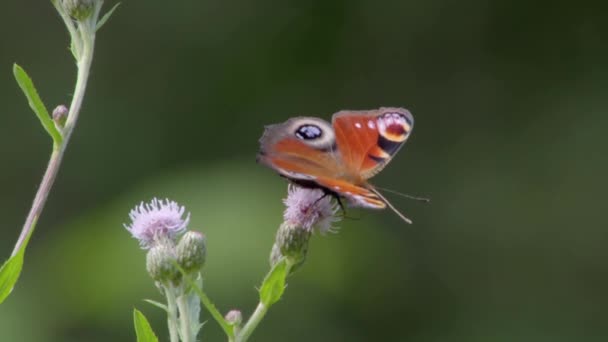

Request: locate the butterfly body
(258, 107), (414, 222)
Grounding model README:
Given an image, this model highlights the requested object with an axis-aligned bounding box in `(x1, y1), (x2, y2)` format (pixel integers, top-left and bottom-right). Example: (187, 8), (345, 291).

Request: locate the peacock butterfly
(257, 107), (415, 223)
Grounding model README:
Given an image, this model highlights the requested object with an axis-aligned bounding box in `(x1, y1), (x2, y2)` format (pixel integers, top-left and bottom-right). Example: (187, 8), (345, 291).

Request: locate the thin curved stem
(11, 16), (96, 257)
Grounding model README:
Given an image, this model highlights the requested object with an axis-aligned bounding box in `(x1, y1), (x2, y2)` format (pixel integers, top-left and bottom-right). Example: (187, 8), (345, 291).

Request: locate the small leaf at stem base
(0, 253), (24, 304)
(0, 217), (36, 304)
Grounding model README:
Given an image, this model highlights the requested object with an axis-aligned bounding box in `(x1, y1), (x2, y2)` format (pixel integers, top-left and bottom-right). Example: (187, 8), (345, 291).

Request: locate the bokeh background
(1, 1), (607, 341)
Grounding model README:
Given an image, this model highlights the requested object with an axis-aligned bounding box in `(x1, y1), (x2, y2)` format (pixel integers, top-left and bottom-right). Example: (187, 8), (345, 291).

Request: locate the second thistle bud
(176, 231), (207, 274)
(146, 243), (179, 283)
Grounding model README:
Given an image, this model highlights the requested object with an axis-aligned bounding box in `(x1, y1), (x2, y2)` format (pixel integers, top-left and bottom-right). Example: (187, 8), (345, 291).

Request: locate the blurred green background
(1, 0), (607, 341)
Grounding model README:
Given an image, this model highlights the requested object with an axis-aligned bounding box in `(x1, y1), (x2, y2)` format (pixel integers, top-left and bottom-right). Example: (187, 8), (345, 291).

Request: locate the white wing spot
(367, 120), (375, 129)
(355, 122), (362, 129)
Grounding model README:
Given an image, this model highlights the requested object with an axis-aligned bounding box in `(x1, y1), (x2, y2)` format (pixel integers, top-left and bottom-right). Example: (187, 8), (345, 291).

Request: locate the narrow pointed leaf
(143, 299), (168, 312)
(96, 2), (121, 31)
(0, 217), (36, 304)
(133, 309), (159, 342)
(259, 259), (288, 306)
(13, 64), (62, 144)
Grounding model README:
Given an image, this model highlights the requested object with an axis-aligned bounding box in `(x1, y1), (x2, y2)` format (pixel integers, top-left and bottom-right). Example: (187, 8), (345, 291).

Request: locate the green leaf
(0, 253), (24, 304)
(0, 217), (36, 304)
(96, 2), (121, 31)
(259, 259), (288, 306)
(13, 64), (63, 144)
(133, 309), (159, 342)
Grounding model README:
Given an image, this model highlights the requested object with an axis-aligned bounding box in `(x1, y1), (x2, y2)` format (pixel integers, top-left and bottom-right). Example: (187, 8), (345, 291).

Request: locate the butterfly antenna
(368, 186), (413, 224)
(372, 185), (430, 203)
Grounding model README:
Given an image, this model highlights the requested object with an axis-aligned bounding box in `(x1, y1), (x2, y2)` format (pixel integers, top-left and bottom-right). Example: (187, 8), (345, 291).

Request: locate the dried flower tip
(146, 244), (179, 283)
(52, 105), (68, 128)
(62, 0), (95, 20)
(276, 222), (310, 267)
(283, 185), (341, 234)
(124, 198), (190, 249)
(176, 231), (207, 274)
(225, 310), (242, 326)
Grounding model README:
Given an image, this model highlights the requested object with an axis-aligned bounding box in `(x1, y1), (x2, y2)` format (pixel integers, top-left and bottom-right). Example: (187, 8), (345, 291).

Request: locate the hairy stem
(165, 285), (180, 342)
(177, 293), (195, 342)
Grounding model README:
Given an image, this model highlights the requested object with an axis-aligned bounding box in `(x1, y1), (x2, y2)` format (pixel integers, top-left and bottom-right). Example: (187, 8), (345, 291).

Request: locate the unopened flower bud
(276, 222), (310, 266)
(225, 310), (242, 326)
(52, 105), (68, 128)
(62, 0), (95, 20)
(176, 231), (207, 274)
(146, 244), (179, 282)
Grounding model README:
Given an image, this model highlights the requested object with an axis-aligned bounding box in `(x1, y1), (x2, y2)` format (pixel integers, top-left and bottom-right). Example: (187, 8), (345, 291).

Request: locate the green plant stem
(10, 17), (96, 258)
(177, 293), (194, 342)
(236, 262), (293, 342)
(178, 267), (234, 339)
(165, 285), (180, 342)
(236, 302), (268, 342)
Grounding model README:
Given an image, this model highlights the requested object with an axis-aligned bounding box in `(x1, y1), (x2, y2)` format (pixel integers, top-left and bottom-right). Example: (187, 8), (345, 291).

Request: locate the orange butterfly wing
(258, 108), (414, 211)
(258, 117), (342, 181)
(332, 107), (414, 180)
(258, 116), (386, 208)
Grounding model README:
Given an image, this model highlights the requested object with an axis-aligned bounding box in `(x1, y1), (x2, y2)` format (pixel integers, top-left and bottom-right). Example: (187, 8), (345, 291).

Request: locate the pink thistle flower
(283, 185), (340, 234)
(124, 198), (190, 249)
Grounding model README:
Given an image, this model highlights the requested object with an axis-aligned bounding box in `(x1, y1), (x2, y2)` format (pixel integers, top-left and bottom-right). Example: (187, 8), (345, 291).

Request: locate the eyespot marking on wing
(288, 117), (336, 151)
(376, 111), (412, 142)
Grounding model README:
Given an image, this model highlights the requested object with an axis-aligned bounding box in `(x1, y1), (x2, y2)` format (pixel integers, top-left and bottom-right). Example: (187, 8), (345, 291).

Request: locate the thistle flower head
(125, 198), (190, 249)
(283, 185), (340, 234)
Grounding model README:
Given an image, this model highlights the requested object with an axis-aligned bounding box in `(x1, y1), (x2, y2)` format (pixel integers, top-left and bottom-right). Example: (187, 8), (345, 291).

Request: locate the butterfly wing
(312, 176), (386, 209)
(257, 107), (414, 214)
(332, 107), (414, 180)
(258, 116), (386, 209)
(258, 116), (343, 182)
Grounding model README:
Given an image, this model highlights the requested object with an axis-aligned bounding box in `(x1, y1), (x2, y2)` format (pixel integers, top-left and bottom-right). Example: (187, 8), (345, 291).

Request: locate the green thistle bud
(146, 244), (178, 283)
(61, 0), (95, 20)
(176, 231), (207, 274)
(276, 222), (311, 266)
